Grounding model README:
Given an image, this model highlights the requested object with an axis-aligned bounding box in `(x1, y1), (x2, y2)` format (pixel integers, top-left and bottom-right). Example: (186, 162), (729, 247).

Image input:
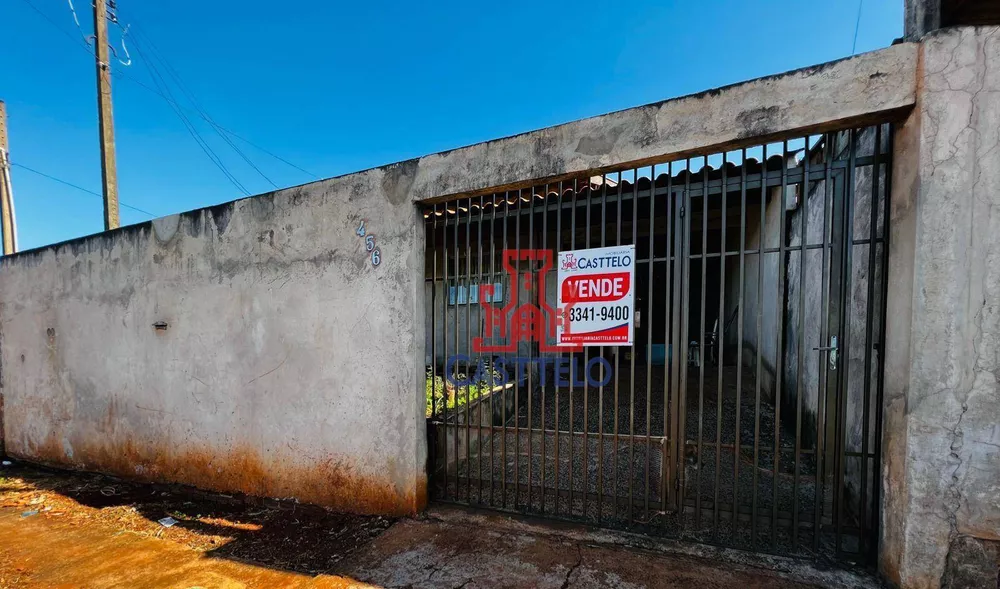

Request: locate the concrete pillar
(882, 26), (1000, 589)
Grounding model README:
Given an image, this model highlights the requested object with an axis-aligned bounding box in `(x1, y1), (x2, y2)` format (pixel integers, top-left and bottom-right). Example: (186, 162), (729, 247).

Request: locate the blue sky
(5, 0), (902, 251)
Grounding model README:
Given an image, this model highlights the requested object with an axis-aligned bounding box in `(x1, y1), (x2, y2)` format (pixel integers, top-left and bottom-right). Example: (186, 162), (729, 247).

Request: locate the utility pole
(0, 101), (15, 255)
(93, 0), (120, 230)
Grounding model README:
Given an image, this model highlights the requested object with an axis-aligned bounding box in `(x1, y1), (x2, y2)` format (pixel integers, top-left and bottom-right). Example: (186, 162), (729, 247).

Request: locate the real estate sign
(557, 244), (635, 346)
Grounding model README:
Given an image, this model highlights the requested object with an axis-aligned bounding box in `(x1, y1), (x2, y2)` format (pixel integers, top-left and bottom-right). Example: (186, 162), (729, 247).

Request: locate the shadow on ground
(0, 461), (874, 588)
(0, 461), (392, 576)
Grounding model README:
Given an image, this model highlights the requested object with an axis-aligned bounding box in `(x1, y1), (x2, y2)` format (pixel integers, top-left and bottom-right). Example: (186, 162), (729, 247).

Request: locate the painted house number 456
(356, 220), (381, 267)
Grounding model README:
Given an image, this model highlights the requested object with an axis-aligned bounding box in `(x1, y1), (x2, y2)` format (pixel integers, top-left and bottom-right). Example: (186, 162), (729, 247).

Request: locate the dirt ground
(0, 460), (870, 588)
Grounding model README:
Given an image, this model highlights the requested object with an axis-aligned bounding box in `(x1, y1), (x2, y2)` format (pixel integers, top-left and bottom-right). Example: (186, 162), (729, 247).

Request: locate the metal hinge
(680, 206), (686, 218)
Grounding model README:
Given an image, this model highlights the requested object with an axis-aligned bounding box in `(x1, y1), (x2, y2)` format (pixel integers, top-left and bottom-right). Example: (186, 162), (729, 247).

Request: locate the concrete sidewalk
(344, 509), (856, 589)
(0, 463), (875, 588)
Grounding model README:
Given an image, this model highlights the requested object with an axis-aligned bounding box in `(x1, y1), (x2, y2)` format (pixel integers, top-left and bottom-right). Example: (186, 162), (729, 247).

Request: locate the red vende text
(561, 272), (631, 303)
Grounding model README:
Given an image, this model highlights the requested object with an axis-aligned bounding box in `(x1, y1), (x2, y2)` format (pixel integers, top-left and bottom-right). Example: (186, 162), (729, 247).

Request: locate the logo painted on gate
(473, 249), (582, 353)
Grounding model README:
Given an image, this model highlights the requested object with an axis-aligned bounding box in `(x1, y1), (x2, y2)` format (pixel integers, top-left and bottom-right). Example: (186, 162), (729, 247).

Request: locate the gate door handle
(813, 335), (839, 371)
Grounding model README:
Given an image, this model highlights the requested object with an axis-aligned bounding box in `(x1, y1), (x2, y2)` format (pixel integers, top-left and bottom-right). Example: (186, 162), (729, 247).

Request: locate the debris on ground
(0, 463), (395, 574)
(0, 462), (867, 588)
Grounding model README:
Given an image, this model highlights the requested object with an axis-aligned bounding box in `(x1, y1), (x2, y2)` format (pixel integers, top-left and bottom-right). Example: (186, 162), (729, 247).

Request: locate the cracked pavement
(344, 513), (827, 589)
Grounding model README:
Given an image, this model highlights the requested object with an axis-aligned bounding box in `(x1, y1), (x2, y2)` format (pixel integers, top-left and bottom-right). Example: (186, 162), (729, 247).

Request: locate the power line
(852, 0), (864, 55)
(18, 0), (319, 182)
(19, 0), (90, 50)
(66, 0), (92, 46)
(12, 162), (156, 217)
(127, 24), (277, 188)
(124, 70), (319, 179)
(104, 1), (132, 67)
(113, 65), (318, 179)
(127, 30), (252, 196)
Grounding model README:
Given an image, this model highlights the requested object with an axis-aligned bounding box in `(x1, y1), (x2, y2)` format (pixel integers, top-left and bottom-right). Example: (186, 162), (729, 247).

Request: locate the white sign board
(557, 245), (635, 347)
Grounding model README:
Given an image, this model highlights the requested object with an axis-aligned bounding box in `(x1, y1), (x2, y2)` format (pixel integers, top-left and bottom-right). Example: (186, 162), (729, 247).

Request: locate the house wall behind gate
(0, 176), (427, 516)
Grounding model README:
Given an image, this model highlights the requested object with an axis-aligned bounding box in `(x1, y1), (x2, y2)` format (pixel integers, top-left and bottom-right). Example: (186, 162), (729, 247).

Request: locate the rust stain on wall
(0, 392), (5, 458)
(19, 432), (421, 517)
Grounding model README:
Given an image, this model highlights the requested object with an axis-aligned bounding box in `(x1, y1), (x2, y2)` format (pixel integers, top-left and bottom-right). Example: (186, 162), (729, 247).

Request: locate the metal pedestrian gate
(423, 124), (891, 566)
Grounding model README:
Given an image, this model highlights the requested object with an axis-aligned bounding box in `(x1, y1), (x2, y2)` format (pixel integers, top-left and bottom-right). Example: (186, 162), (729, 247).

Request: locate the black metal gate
(423, 124), (891, 565)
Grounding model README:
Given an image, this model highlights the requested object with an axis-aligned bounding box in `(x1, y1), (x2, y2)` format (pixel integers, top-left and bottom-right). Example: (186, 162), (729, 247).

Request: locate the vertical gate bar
(814, 136), (834, 551)
(441, 204), (450, 499)
(528, 186), (535, 511)
(630, 167), (642, 522)
(772, 141), (789, 551)
(598, 172), (607, 523)
(645, 166), (656, 519)
(836, 129), (859, 555)
(490, 193), (499, 506)
(413, 131), (896, 563)
(661, 165), (673, 513)
(570, 179), (579, 515)
(671, 164), (684, 514)
(541, 183), (549, 515)
(478, 193), (486, 503)
(714, 152), (728, 539)
(678, 160), (692, 523)
(584, 180), (591, 518)
(872, 124), (893, 563)
(860, 124), (882, 556)
(454, 198), (462, 499)
(430, 204), (439, 497)
(442, 203), (452, 500)
(555, 181), (563, 516)
(614, 173), (623, 520)
(833, 168), (845, 553)
(466, 196), (473, 503)
(695, 157), (708, 529)
(502, 191), (510, 508)
(793, 138), (810, 549)
(752, 144), (765, 543)
(733, 149), (747, 525)
(514, 188), (522, 510)
(833, 138), (847, 554)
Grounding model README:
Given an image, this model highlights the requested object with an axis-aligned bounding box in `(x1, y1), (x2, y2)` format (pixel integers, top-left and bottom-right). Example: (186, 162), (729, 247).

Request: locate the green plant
(425, 365), (494, 417)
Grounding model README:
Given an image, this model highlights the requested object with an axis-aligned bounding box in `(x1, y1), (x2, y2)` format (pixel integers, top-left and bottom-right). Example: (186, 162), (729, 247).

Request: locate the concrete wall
(0, 41), (917, 523)
(882, 26), (1000, 589)
(0, 180), (427, 516)
(382, 43), (916, 204)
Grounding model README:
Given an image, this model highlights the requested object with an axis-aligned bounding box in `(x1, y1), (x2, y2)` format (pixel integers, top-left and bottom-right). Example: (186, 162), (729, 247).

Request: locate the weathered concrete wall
(0, 179), (427, 516)
(0, 41), (918, 521)
(882, 26), (1000, 589)
(398, 43), (916, 204)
